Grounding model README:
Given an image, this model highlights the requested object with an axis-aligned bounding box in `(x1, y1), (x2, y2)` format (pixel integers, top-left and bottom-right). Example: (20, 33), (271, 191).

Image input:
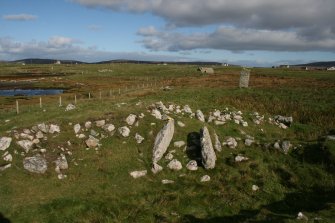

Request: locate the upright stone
(196, 110), (205, 122)
(213, 131), (222, 152)
(152, 119), (175, 164)
(200, 126), (216, 169)
(0, 137), (12, 151)
(239, 68), (250, 88)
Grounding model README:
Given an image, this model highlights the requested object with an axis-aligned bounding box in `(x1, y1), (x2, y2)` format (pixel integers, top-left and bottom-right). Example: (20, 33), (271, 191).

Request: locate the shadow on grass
(0, 213), (11, 223)
(181, 188), (335, 222)
(186, 132), (202, 165)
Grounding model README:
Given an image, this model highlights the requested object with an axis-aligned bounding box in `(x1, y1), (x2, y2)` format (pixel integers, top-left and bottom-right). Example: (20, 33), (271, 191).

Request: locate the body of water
(0, 89), (63, 96)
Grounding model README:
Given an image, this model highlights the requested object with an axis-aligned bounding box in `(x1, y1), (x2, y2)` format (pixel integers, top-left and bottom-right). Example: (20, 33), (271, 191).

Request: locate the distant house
(327, 66), (335, 71)
(198, 67), (214, 74)
(279, 65), (290, 68)
(55, 60), (61, 65)
(222, 63), (229, 67)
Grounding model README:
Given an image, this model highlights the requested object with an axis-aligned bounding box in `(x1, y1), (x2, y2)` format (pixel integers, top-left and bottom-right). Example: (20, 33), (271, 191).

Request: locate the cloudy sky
(1, 0), (335, 66)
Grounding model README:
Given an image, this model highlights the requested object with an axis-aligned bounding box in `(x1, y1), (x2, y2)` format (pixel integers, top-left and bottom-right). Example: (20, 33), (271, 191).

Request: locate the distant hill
(13, 58), (87, 65)
(9, 58), (223, 66)
(292, 61), (335, 67)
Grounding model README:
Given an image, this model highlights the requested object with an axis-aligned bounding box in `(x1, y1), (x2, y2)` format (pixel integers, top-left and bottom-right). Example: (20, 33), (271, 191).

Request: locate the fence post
(89, 92), (91, 100)
(75, 95), (77, 104)
(109, 90), (112, 97)
(99, 91), (102, 100)
(16, 100), (19, 114)
(39, 97), (42, 108)
(118, 88), (121, 95)
(59, 96), (62, 107)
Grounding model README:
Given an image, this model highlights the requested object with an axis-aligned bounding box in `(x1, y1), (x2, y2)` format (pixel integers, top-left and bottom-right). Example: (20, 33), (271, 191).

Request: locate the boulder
(95, 120), (106, 127)
(167, 159), (182, 170)
(126, 114), (137, 126)
(213, 131), (222, 152)
(85, 136), (99, 149)
(186, 160), (198, 171)
(200, 175), (211, 182)
(152, 119), (175, 163)
(225, 137), (238, 149)
(183, 105), (192, 114)
(104, 124), (115, 132)
(37, 123), (49, 133)
(118, 126), (130, 137)
(130, 170), (147, 179)
(151, 109), (162, 120)
(49, 124), (60, 134)
(23, 155), (47, 174)
(65, 103), (76, 111)
(35, 131), (44, 139)
(0, 137), (12, 151)
(274, 115), (293, 126)
(196, 110), (205, 122)
(151, 162), (163, 174)
(74, 124), (81, 134)
(135, 133), (144, 144)
(200, 126), (216, 169)
(252, 185), (259, 191)
(17, 140), (34, 153)
(164, 152), (174, 161)
(85, 121), (92, 129)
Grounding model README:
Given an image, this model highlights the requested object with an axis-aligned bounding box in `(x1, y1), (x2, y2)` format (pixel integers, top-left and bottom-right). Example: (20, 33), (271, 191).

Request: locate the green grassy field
(0, 63), (335, 222)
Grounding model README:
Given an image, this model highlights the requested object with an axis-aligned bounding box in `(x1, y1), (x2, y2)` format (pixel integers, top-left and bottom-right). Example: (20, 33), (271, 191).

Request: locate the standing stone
(74, 124), (81, 134)
(17, 140), (34, 153)
(23, 154), (47, 174)
(152, 119), (175, 164)
(200, 126), (216, 169)
(0, 137), (12, 151)
(126, 114), (137, 126)
(213, 131), (222, 152)
(196, 110), (205, 122)
(239, 68), (250, 88)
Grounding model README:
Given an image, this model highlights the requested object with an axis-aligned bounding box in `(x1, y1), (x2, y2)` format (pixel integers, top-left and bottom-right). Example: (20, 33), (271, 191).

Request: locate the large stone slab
(23, 155), (47, 174)
(152, 119), (175, 164)
(0, 137), (12, 151)
(200, 126), (216, 169)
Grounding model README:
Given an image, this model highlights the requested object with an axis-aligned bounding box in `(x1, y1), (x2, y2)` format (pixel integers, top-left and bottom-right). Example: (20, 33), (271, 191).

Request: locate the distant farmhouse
(327, 66), (335, 71)
(198, 67), (214, 74)
(55, 60), (61, 65)
(222, 63), (229, 67)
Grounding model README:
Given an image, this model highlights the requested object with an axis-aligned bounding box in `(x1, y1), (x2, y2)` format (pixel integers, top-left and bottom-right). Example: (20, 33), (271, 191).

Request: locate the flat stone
(20, 133), (34, 141)
(85, 121), (92, 129)
(49, 124), (60, 134)
(167, 159), (182, 170)
(23, 154), (47, 174)
(35, 131), (44, 139)
(3, 153), (12, 162)
(37, 123), (49, 133)
(104, 124), (115, 132)
(152, 119), (175, 163)
(0, 137), (12, 151)
(95, 120), (106, 127)
(118, 126), (130, 137)
(245, 138), (254, 146)
(183, 105), (192, 114)
(0, 163), (11, 171)
(164, 152), (174, 160)
(225, 137), (237, 149)
(200, 175), (211, 182)
(235, 154), (249, 162)
(274, 115), (293, 126)
(174, 141), (185, 148)
(162, 179), (174, 184)
(126, 114), (137, 126)
(177, 121), (185, 127)
(252, 185), (259, 191)
(130, 170), (147, 179)
(200, 126), (216, 169)
(186, 160), (198, 171)
(17, 140), (34, 153)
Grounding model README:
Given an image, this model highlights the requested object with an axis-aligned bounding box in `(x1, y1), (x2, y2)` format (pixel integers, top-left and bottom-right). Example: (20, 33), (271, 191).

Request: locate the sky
(1, 0), (335, 67)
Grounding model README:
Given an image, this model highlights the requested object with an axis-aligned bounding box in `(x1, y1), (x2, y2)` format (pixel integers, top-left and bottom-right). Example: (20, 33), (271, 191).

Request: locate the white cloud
(2, 14), (38, 21)
(0, 36), (190, 62)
